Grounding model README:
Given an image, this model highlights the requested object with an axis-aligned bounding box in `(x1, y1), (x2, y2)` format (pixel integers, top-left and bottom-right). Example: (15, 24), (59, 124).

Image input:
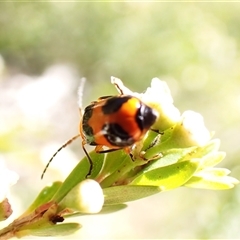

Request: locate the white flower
(144, 77), (174, 104)
(0, 158), (19, 202)
(172, 110), (211, 147)
(143, 78), (181, 130)
(181, 110), (211, 146)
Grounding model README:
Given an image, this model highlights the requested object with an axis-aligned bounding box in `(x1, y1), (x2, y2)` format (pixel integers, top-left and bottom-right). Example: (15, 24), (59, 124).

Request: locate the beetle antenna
(111, 76), (133, 95)
(111, 76), (124, 95)
(78, 77), (86, 117)
(41, 134), (81, 179)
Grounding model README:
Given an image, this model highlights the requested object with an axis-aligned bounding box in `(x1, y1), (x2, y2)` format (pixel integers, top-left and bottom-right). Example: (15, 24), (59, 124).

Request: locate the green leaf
(184, 175), (239, 190)
(97, 150), (133, 185)
(24, 181), (62, 215)
(201, 168), (230, 176)
(142, 146), (197, 173)
(130, 160), (198, 190)
(23, 223), (81, 237)
(96, 150), (133, 185)
(100, 204), (128, 214)
(63, 204), (127, 217)
(141, 129), (159, 151)
(185, 168), (239, 190)
(181, 139), (221, 161)
(197, 152), (226, 169)
(52, 151), (104, 203)
(141, 127), (175, 159)
(103, 185), (162, 204)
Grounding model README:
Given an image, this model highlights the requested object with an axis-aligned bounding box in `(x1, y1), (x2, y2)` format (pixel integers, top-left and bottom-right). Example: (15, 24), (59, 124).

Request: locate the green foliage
(103, 185), (162, 204)
(130, 160), (198, 188)
(21, 223), (81, 237)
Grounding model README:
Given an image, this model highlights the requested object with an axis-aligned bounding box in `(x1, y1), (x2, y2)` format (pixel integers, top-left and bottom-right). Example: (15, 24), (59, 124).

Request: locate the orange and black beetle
(80, 95), (158, 175)
(41, 82), (158, 179)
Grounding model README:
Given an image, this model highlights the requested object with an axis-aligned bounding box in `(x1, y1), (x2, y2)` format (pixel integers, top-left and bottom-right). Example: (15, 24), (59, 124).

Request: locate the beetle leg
(82, 140), (93, 178)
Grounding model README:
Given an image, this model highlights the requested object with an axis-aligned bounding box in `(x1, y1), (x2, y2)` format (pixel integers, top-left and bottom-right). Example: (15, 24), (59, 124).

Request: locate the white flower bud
(60, 179), (104, 214)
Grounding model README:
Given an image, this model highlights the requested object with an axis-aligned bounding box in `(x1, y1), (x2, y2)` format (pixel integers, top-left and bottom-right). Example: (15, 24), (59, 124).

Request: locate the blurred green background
(0, 2), (240, 239)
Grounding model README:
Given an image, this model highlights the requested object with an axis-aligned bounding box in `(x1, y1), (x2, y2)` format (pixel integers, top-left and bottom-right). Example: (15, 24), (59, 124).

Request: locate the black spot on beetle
(102, 96), (132, 115)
